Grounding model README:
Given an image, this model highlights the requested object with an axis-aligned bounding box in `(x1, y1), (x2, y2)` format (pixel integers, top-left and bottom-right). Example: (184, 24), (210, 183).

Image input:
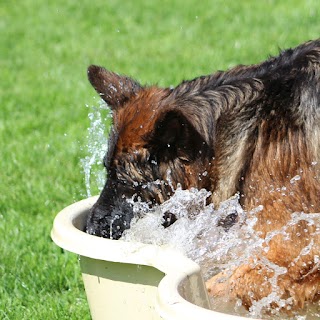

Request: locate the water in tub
(82, 101), (320, 319)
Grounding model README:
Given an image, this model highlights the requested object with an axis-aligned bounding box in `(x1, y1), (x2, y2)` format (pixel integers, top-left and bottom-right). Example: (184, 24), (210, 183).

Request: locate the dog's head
(86, 65), (213, 239)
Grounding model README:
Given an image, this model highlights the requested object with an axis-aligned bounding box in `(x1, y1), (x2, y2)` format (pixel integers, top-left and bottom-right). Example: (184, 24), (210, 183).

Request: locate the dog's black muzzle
(86, 199), (134, 239)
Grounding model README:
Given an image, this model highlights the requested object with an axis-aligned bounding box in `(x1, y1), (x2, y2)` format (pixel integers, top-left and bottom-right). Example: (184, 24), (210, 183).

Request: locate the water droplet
(290, 175), (301, 184)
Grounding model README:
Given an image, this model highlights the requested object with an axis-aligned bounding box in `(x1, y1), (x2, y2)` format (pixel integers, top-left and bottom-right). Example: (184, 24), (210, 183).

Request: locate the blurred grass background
(1, 0), (319, 318)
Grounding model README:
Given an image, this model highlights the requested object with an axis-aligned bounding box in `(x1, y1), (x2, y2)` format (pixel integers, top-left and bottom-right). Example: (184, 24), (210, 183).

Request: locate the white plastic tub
(51, 197), (257, 320)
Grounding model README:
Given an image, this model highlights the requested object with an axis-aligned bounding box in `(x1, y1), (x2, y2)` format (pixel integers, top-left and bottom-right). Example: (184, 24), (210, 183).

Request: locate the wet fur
(86, 39), (320, 310)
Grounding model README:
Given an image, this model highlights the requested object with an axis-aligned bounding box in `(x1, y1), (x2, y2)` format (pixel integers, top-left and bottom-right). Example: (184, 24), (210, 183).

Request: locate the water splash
(121, 189), (320, 319)
(122, 190), (250, 276)
(81, 100), (111, 197)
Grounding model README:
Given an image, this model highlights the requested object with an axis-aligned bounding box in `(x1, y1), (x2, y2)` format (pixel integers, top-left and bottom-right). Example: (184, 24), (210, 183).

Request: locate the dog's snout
(86, 201), (134, 239)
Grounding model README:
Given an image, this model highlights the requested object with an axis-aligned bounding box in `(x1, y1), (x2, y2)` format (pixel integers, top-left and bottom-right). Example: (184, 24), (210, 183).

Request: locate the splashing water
(81, 100), (111, 197)
(81, 101), (320, 319)
(123, 190), (249, 275)
(122, 189), (320, 319)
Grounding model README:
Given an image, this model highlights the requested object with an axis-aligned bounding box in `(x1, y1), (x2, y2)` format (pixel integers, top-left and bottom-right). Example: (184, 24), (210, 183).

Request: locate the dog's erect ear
(147, 110), (209, 162)
(87, 65), (141, 109)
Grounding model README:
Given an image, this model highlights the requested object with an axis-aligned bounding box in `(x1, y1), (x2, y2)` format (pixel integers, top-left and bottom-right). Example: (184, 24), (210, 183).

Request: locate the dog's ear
(87, 65), (141, 109)
(147, 110), (208, 162)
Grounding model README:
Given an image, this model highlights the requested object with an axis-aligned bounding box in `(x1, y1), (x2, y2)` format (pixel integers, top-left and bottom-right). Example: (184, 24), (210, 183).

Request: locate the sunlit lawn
(1, 0), (319, 318)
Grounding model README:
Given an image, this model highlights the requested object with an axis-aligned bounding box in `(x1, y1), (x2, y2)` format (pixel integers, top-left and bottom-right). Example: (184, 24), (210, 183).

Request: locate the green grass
(1, 0), (319, 318)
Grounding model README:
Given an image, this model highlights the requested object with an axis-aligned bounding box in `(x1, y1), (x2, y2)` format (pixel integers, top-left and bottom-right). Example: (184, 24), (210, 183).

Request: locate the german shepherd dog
(86, 39), (320, 310)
